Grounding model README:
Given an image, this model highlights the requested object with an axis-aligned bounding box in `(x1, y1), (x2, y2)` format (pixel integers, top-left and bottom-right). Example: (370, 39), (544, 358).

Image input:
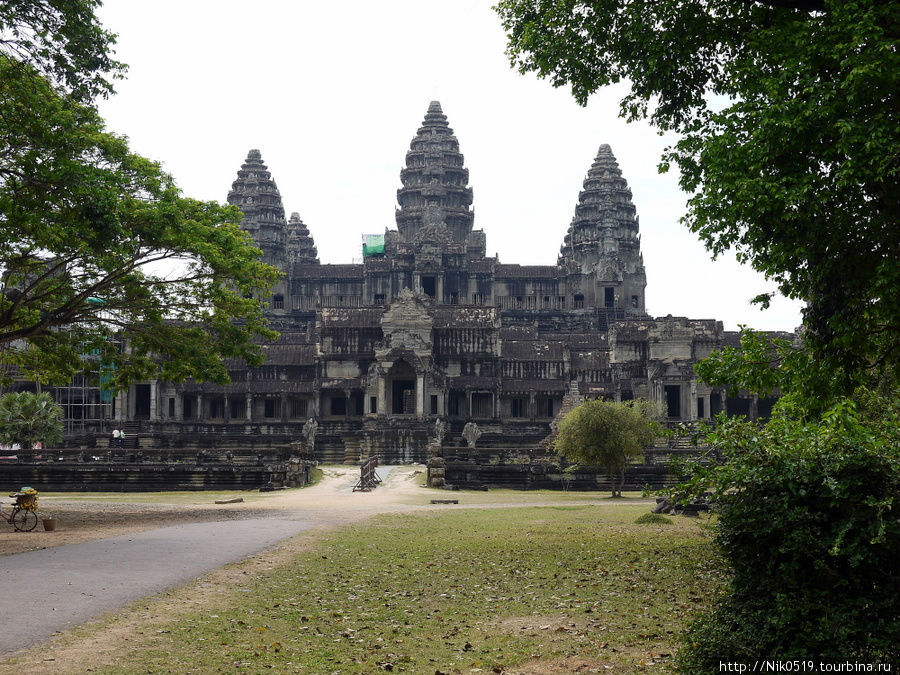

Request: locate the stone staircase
(537, 380), (583, 451)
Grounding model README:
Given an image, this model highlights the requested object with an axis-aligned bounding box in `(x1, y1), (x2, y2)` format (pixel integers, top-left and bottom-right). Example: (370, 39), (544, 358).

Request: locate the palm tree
(0, 391), (63, 454)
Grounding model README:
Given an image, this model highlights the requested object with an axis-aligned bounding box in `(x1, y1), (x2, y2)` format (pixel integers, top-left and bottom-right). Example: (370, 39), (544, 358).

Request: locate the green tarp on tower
(362, 234), (385, 257)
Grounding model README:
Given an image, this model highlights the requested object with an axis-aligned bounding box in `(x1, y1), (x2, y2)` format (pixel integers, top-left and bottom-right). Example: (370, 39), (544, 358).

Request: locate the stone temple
(48, 101), (775, 478)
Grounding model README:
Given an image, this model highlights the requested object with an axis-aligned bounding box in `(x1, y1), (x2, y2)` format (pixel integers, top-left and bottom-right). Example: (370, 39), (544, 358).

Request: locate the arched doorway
(387, 361), (416, 415)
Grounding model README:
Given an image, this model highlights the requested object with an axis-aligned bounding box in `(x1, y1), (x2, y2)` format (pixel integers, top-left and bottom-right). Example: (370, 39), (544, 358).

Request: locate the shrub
(674, 391), (900, 670)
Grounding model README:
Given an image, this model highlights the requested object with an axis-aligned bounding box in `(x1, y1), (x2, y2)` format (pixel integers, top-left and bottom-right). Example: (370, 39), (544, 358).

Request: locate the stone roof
(292, 263), (364, 279)
(319, 308), (384, 327)
(569, 352), (610, 369)
(500, 326), (538, 340)
(431, 307), (500, 328)
(501, 340), (565, 360)
(541, 332), (609, 349)
(319, 377), (364, 390)
(466, 260), (495, 273)
(448, 376), (500, 389)
(502, 379), (568, 393)
(495, 265), (560, 278)
(723, 331), (742, 348)
(260, 344), (316, 365)
(183, 380), (315, 394)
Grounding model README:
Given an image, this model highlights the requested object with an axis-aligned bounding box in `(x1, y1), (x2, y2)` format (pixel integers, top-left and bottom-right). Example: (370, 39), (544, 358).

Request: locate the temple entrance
(134, 384), (151, 419)
(388, 361), (416, 415)
(664, 385), (681, 418)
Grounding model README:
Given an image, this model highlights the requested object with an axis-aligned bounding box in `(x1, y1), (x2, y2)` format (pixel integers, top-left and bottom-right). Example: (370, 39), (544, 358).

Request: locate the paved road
(0, 517), (319, 654)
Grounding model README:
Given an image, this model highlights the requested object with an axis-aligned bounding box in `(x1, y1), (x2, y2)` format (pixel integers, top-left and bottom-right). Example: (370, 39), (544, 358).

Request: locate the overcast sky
(96, 0), (803, 332)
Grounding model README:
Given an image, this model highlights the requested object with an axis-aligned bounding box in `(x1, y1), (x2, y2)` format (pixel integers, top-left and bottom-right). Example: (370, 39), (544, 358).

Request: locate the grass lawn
(20, 504), (722, 674)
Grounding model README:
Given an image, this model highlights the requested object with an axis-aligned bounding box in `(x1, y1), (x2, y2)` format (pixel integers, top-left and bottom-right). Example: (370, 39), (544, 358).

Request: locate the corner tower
(396, 101), (474, 244)
(227, 149), (289, 270)
(558, 145), (647, 314)
(286, 212), (319, 265)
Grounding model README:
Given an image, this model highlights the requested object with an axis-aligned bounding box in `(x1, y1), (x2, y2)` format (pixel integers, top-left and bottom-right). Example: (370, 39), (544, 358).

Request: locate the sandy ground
(0, 466), (657, 673)
(0, 466), (430, 557)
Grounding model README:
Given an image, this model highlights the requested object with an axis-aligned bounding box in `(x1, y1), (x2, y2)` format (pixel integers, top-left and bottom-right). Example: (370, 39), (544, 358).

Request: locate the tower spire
(559, 144), (646, 313)
(286, 212), (319, 265)
(395, 101), (474, 244)
(227, 149), (288, 269)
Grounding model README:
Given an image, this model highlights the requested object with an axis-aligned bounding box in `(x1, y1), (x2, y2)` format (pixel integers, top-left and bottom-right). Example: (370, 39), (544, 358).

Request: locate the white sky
(96, 0), (803, 332)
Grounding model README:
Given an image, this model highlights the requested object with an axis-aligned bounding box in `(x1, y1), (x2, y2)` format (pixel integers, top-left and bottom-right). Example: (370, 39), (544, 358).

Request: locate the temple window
(604, 288), (615, 308)
(631, 295), (639, 308)
(264, 399), (278, 418)
(574, 294), (585, 309)
(511, 398), (525, 418)
(230, 398), (243, 419)
(273, 294), (284, 309)
(472, 393), (493, 418)
(430, 395), (438, 415)
(209, 399), (225, 419)
(370, 396), (377, 414)
(289, 398), (308, 418)
(168, 397), (175, 417)
(374, 294), (385, 305)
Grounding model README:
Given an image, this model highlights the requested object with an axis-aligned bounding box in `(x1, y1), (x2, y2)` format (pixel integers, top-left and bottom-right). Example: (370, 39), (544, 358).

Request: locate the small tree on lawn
(554, 399), (657, 497)
(0, 391), (63, 452)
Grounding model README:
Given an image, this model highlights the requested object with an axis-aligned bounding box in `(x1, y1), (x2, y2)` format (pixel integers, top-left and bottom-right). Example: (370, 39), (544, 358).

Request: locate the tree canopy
(554, 399), (657, 496)
(0, 2), (280, 388)
(0, 0), (124, 101)
(495, 0), (899, 395)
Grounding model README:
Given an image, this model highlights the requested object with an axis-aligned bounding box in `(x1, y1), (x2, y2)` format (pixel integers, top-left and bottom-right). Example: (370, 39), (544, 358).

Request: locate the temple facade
(110, 102), (774, 463)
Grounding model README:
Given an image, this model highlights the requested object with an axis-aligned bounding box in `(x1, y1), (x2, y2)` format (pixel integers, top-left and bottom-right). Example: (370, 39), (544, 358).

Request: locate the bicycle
(0, 489), (39, 532)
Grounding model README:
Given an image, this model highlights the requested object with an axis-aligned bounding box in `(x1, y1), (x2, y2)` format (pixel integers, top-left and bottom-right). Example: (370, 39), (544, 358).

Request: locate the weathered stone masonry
(108, 101), (776, 467)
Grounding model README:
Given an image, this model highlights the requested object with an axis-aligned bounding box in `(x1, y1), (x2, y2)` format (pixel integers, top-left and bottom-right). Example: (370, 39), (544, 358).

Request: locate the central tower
(395, 101), (474, 244)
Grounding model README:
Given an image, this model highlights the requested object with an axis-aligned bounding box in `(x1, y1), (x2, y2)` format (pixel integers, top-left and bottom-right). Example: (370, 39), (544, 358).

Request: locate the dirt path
(0, 466), (420, 557)
(0, 466), (653, 669)
(0, 467), (437, 656)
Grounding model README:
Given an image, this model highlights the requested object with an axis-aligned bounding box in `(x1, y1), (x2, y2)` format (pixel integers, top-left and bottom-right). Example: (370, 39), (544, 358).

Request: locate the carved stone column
(246, 394), (253, 422)
(149, 381), (158, 421)
(377, 374), (386, 416)
(415, 375), (424, 418)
